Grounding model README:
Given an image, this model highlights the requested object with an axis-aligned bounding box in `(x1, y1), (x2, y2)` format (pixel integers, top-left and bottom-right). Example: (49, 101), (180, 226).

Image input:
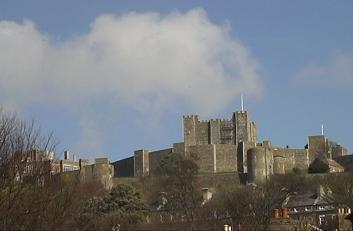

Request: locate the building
(277, 186), (352, 230)
(112, 106), (350, 185)
(51, 151), (89, 174)
(22, 149), (114, 190)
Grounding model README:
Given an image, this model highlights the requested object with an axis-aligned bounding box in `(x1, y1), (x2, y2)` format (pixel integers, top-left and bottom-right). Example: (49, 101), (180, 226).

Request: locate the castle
(113, 105), (350, 184)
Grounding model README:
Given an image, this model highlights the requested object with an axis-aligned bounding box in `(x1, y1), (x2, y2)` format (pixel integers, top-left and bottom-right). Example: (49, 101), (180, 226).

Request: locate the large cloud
(0, 9), (262, 154)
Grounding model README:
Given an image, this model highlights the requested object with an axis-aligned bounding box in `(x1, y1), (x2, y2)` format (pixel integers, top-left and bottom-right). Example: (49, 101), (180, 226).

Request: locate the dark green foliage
(157, 153), (202, 229)
(79, 184), (147, 229)
(308, 158), (330, 173)
(104, 184), (147, 225)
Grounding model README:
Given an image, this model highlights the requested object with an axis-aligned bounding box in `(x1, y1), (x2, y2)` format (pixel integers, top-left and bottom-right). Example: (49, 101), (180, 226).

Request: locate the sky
(0, 0), (353, 160)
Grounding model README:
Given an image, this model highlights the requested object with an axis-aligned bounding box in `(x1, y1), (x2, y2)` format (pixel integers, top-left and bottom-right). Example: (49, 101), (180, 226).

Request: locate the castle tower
(232, 96), (257, 144)
(232, 110), (257, 144)
(247, 147), (273, 183)
(134, 149), (149, 177)
(234, 111), (249, 144)
(308, 135), (330, 161)
(183, 115), (198, 147)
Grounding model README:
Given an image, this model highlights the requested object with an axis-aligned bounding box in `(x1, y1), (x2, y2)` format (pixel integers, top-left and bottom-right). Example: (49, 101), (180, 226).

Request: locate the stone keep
(181, 110), (258, 174)
(183, 110), (257, 147)
(112, 108), (349, 184)
(234, 111), (257, 144)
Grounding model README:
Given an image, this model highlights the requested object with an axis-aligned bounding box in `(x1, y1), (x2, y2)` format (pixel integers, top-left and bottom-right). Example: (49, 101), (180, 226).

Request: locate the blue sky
(1, 0), (353, 160)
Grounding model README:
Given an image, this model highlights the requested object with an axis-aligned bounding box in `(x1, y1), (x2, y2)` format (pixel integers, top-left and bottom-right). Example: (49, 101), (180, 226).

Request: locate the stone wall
(148, 148), (173, 174)
(234, 111), (249, 144)
(112, 111), (351, 184)
(112, 157), (134, 177)
(209, 119), (221, 144)
(188, 144), (237, 174)
(81, 158), (114, 190)
(332, 145), (348, 159)
(308, 135), (329, 161)
(237, 141), (256, 173)
(273, 148), (309, 173)
(112, 173), (240, 198)
(196, 120), (210, 144)
(113, 143), (236, 178)
(134, 149), (149, 177)
(214, 144), (237, 172)
(188, 144), (216, 173)
(249, 121), (257, 143)
(183, 110), (257, 148)
(293, 149), (310, 169)
(273, 156), (286, 175)
(183, 115), (198, 147)
(219, 120), (233, 144)
(172, 142), (185, 155)
(247, 147), (273, 183)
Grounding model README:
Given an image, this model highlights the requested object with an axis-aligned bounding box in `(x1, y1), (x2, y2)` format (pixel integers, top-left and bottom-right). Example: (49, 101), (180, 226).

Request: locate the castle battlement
(220, 119), (231, 122)
(183, 109), (257, 147)
(183, 115), (199, 119)
(113, 108), (349, 186)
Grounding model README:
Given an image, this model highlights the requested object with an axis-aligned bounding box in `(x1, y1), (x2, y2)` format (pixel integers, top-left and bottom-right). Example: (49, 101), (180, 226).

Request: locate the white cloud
(294, 52), (353, 87)
(0, 9), (263, 155)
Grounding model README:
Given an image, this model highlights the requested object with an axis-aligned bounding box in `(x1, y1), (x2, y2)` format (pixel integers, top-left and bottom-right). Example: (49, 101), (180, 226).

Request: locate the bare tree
(208, 179), (287, 231)
(322, 172), (353, 228)
(0, 109), (56, 229)
(323, 172), (353, 208)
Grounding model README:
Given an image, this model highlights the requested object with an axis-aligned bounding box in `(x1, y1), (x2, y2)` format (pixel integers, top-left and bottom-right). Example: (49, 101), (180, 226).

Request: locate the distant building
(21, 149), (114, 190)
(278, 186), (351, 230)
(51, 150), (89, 174)
(112, 107), (350, 185)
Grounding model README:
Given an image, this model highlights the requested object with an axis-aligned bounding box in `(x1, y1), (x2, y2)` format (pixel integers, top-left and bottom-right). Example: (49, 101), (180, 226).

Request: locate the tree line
(0, 109), (147, 230)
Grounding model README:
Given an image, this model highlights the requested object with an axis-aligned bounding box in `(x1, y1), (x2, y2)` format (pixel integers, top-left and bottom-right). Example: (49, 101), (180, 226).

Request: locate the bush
(308, 158), (330, 174)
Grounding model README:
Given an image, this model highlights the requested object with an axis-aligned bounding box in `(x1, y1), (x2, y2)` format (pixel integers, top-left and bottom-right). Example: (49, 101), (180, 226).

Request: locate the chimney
(282, 208), (289, 219)
(202, 188), (213, 202)
(274, 209), (280, 219)
(64, 150), (69, 160)
(223, 224), (232, 231)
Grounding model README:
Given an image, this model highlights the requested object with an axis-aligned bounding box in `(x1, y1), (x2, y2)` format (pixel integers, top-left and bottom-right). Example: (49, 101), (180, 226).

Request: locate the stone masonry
(112, 108), (349, 185)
